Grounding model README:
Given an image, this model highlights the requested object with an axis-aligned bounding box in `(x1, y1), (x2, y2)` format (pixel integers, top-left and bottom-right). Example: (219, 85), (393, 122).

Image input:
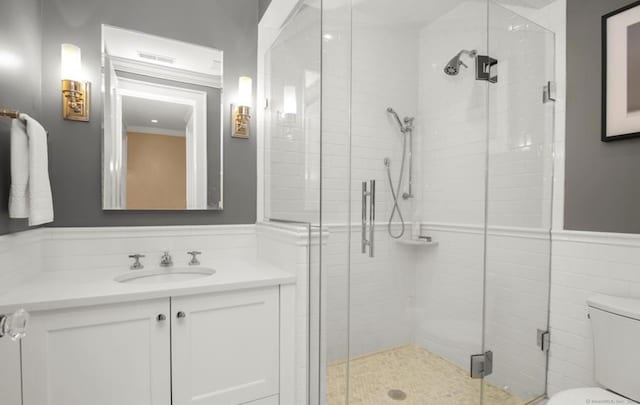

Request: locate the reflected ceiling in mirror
(102, 25), (223, 211)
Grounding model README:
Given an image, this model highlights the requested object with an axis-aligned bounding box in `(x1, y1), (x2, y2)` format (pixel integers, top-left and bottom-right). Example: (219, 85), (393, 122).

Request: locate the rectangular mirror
(102, 25), (223, 210)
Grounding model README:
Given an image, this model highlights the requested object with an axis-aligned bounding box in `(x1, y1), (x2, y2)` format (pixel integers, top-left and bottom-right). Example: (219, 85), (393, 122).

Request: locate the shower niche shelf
(395, 238), (439, 247)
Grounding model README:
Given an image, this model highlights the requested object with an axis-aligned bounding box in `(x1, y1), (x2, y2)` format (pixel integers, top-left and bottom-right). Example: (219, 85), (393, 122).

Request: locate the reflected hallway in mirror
(102, 25), (224, 210)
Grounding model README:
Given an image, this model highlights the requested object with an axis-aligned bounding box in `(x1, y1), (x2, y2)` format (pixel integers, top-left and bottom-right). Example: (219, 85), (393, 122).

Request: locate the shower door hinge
(537, 329), (550, 352)
(543, 81), (557, 103)
(470, 350), (493, 379)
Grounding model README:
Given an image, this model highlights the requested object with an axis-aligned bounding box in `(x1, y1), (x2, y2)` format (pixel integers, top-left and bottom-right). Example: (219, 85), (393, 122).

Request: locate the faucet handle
(128, 254), (145, 270)
(187, 251), (202, 266)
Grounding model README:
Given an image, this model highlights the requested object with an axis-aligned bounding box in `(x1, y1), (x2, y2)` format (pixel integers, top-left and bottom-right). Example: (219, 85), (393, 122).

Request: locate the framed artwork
(602, 0), (640, 141)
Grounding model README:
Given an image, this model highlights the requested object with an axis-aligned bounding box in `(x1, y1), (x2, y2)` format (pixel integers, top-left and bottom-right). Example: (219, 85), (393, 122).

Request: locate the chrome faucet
(160, 251), (173, 267)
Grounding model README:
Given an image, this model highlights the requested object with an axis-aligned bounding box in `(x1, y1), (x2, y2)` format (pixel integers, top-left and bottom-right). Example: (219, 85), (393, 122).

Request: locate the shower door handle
(361, 180), (375, 258)
(362, 182), (368, 254)
(369, 180), (375, 258)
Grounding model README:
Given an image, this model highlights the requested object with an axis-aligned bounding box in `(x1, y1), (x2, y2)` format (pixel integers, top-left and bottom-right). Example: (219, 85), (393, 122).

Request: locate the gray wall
(565, 0), (640, 233)
(259, 0), (272, 21)
(0, 0), (42, 235)
(39, 0), (258, 227)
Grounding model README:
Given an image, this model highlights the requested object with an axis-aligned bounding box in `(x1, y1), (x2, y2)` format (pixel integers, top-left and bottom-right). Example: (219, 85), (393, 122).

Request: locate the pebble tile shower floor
(327, 345), (527, 405)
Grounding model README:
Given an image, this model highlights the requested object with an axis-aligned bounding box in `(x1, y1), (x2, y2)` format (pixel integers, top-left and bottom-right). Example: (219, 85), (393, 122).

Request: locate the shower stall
(261, 0), (557, 404)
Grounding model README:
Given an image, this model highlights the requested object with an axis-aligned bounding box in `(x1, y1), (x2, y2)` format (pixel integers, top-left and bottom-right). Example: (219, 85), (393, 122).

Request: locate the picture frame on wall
(602, 0), (640, 141)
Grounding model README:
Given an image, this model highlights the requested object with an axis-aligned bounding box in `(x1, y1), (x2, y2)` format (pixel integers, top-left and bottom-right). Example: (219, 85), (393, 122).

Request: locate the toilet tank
(588, 294), (640, 402)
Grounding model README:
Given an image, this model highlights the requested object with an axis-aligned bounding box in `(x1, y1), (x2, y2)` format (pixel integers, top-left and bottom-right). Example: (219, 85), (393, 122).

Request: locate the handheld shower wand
(385, 107), (415, 239)
(387, 107), (406, 133)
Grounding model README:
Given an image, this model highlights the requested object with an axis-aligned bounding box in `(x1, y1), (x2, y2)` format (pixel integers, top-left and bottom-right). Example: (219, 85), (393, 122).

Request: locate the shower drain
(387, 389), (407, 401)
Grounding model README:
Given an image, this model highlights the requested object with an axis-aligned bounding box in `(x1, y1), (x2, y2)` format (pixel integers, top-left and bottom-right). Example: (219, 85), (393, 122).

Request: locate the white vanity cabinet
(20, 287), (285, 405)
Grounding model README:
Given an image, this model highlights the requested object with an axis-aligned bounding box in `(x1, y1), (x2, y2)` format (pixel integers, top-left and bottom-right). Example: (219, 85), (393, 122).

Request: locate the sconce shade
(283, 86), (297, 115)
(237, 76), (252, 107)
(61, 43), (82, 81)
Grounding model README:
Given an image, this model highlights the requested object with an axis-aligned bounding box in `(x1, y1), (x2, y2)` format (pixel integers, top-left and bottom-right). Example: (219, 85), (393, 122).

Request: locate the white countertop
(0, 258), (296, 313)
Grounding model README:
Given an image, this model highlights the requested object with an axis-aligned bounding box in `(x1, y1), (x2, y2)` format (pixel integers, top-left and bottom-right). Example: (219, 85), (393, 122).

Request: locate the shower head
(444, 49), (478, 76)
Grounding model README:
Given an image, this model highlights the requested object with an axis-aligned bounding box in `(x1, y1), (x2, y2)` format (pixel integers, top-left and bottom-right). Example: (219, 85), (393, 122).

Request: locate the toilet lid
(548, 388), (629, 405)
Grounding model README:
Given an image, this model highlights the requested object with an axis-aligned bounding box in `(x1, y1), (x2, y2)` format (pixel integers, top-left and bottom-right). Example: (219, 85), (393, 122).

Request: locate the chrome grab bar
(361, 180), (376, 258)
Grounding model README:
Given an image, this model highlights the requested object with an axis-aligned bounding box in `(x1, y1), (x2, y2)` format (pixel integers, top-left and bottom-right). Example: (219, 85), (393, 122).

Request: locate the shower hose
(386, 131), (408, 239)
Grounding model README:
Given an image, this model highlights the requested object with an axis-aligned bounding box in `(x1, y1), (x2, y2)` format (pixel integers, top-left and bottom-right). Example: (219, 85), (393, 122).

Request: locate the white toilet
(548, 294), (640, 404)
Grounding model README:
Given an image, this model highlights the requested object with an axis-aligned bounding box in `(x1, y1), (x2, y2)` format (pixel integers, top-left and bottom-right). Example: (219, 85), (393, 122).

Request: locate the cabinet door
(171, 287), (280, 405)
(22, 299), (171, 405)
(0, 336), (21, 405)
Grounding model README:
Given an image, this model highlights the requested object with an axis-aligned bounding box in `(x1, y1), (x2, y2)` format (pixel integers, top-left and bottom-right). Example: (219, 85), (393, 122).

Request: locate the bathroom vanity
(0, 260), (296, 405)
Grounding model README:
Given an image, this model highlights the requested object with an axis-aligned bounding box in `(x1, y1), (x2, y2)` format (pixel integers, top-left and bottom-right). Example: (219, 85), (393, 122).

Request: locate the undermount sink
(114, 267), (216, 284)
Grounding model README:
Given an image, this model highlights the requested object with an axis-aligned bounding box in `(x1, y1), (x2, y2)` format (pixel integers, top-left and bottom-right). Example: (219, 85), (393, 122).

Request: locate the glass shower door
(313, 1), (556, 404)
(321, 1), (491, 404)
(482, 2), (556, 404)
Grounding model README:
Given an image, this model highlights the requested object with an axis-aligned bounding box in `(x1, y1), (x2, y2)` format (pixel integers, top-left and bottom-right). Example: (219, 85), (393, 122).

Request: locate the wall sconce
(61, 43), (90, 122)
(231, 76), (252, 138)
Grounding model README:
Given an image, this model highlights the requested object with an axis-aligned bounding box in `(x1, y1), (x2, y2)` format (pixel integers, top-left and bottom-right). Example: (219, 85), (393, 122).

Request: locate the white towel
(9, 118), (29, 218)
(9, 114), (54, 226)
(23, 114), (54, 226)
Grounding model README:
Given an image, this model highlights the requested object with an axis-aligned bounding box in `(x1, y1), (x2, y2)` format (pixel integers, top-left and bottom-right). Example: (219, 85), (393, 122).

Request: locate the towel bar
(0, 108), (20, 119)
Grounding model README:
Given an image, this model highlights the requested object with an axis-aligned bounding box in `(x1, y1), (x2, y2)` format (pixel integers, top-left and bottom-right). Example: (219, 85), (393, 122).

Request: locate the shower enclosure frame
(258, 1), (557, 404)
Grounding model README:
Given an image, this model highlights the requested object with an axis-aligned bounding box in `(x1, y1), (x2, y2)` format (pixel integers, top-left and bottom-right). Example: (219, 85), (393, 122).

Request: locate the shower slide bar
(361, 180), (376, 258)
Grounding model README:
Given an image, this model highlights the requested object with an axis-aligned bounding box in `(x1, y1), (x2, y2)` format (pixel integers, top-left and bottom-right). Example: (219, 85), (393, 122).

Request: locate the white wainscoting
(0, 224), (266, 282)
(40, 225), (257, 272)
(548, 230), (640, 396)
(4, 220), (638, 400)
(0, 229), (45, 296)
